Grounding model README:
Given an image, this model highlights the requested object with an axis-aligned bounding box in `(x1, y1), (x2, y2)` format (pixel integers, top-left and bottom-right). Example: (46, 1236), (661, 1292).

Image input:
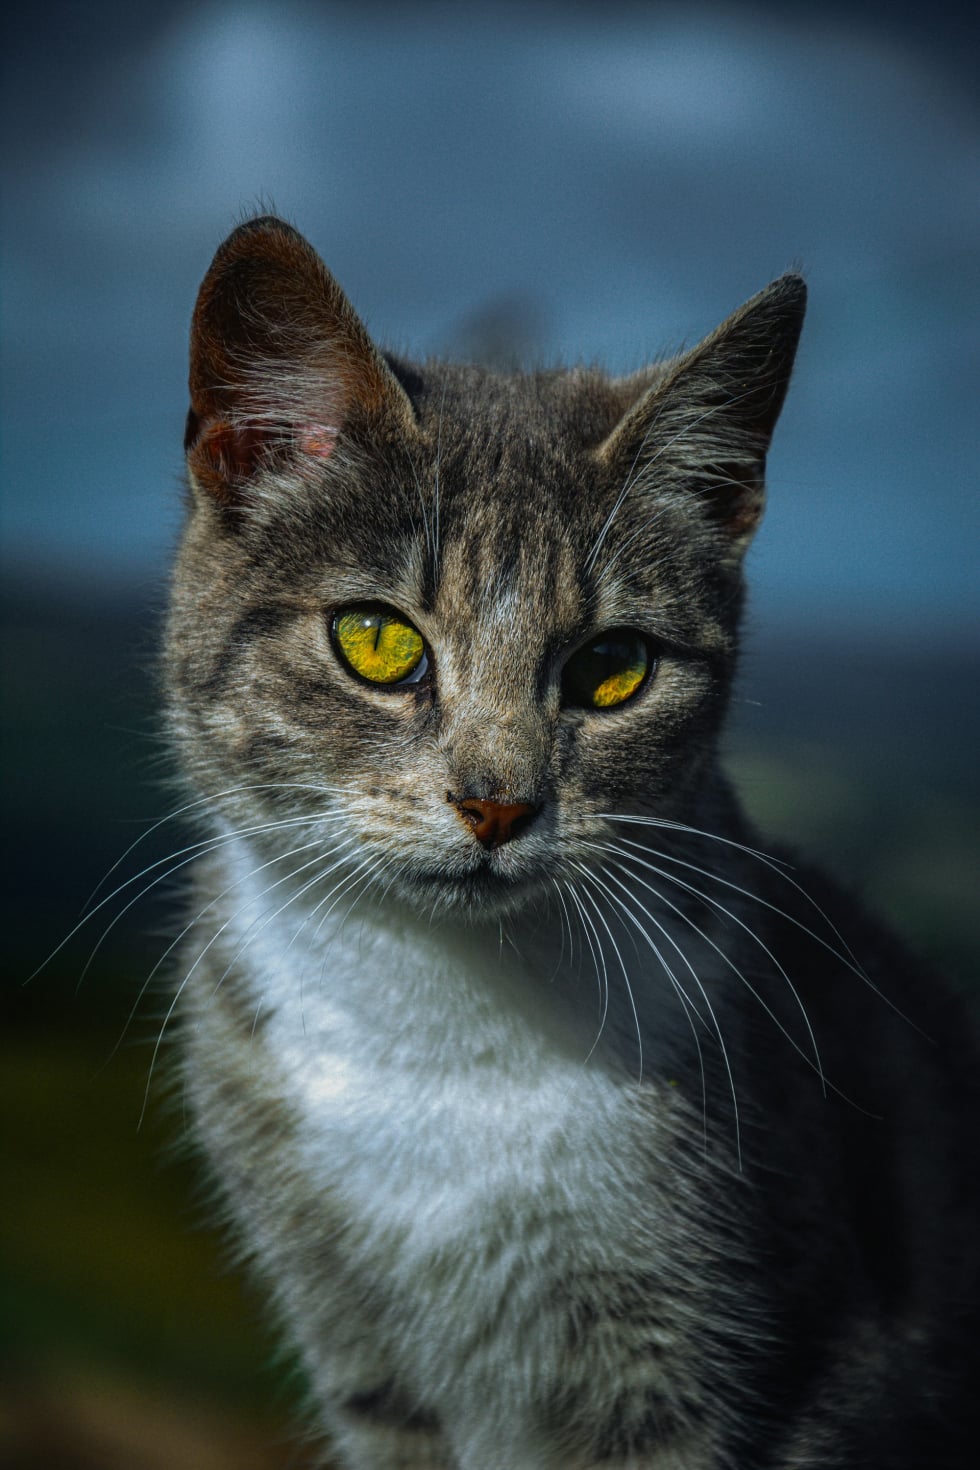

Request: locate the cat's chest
(238, 897), (640, 1247)
(276, 1033), (595, 1260)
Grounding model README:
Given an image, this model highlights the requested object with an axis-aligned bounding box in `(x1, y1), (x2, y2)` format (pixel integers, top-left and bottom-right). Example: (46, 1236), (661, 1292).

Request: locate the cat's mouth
(407, 851), (548, 917)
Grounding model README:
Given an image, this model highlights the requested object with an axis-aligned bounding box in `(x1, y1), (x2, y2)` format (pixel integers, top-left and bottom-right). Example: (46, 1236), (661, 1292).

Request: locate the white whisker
(560, 878), (609, 1068)
(572, 866), (644, 1083)
(577, 860), (733, 1160)
(599, 841), (826, 1094)
(611, 827), (922, 1033)
(84, 781), (341, 906)
(138, 838), (356, 1124)
(604, 813), (880, 989)
(213, 839), (365, 1002)
(550, 877), (576, 978)
(34, 804), (344, 986)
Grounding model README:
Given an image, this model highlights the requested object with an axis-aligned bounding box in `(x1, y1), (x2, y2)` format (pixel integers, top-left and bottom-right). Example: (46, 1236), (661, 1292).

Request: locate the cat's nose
(453, 797), (539, 849)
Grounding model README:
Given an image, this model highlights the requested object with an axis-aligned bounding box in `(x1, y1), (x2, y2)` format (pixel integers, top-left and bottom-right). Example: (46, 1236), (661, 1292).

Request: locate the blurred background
(2, 1), (978, 1464)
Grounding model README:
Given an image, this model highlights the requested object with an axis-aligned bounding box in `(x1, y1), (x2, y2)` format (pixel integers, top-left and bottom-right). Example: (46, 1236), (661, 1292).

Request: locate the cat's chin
(398, 863), (550, 923)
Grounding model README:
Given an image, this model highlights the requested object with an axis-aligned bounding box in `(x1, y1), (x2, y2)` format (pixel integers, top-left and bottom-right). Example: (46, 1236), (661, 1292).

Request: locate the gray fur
(167, 218), (979, 1468)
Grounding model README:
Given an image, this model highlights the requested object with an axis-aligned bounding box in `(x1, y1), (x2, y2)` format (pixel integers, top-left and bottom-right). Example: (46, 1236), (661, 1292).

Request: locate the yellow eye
(332, 606), (427, 686)
(562, 632), (652, 710)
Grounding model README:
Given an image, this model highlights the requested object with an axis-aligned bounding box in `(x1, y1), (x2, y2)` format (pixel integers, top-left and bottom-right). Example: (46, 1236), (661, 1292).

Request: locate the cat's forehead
(412, 368), (615, 536)
(408, 362), (623, 464)
(341, 369), (664, 646)
(406, 368), (610, 637)
(433, 499), (584, 641)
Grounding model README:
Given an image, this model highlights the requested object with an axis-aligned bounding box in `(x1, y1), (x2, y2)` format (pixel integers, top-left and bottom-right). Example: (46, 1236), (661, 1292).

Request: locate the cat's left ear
(598, 274), (806, 557)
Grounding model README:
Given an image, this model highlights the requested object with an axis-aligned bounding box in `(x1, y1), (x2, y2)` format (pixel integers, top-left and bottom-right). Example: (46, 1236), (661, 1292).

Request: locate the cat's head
(168, 217), (804, 920)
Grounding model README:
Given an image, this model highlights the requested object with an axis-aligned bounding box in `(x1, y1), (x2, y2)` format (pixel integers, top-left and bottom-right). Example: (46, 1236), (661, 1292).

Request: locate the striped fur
(166, 219), (979, 1468)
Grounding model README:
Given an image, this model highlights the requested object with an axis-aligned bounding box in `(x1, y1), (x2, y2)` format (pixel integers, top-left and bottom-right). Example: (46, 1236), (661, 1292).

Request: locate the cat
(167, 215), (979, 1469)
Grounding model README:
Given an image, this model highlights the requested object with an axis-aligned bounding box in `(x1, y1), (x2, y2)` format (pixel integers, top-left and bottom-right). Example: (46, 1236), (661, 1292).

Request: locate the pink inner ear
(190, 417), (270, 493)
(300, 424), (339, 460)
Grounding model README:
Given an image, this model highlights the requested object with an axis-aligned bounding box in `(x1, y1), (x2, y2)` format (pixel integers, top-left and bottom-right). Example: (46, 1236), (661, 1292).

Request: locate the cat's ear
(598, 274), (806, 556)
(185, 216), (416, 506)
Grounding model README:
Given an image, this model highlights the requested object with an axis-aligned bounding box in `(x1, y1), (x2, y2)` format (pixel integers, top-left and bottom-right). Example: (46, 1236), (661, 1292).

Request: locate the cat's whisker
(550, 877), (576, 980)
(597, 839), (826, 1092)
(337, 853), (397, 932)
(307, 854), (401, 1029)
(559, 877), (610, 1068)
(213, 842), (366, 1012)
(283, 842), (371, 958)
(608, 815), (874, 984)
(596, 811), (789, 866)
(576, 860), (727, 1159)
(577, 857), (708, 1037)
(32, 803), (344, 989)
(306, 849), (390, 942)
(130, 838), (352, 1102)
(609, 846), (888, 1120)
(319, 851), (399, 961)
(375, 854), (409, 912)
(609, 813), (870, 972)
(609, 824), (921, 1031)
(249, 996), (266, 1045)
(325, 861), (391, 984)
(572, 866), (645, 1083)
(67, 815), (345, 997)
(83, 780), (342, 907)
(135, 828), (330, 1108)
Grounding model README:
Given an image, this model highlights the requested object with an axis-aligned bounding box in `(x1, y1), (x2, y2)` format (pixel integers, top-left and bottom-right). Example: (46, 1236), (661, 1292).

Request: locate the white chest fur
(184, 846), (723, 1465)
(257, 893), (644, 1233)
(184, 842), (716, 1457)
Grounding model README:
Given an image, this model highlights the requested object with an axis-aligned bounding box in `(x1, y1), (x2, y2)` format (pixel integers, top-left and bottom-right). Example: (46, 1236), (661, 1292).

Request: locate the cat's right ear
(185, 216), (417, 507)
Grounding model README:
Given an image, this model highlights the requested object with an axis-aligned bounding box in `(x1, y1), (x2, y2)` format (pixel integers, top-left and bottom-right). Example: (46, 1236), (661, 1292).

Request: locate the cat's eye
(331, 605), (428, 687)
(562, 631), (653, 710)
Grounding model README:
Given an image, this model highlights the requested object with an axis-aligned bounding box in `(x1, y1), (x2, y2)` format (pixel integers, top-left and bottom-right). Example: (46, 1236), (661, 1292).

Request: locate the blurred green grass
(0, 1034), (311, 1466)
(1, 1038), (268, 1394)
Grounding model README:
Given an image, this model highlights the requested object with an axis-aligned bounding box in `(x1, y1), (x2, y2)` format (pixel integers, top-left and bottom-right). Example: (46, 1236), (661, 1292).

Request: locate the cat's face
(168, 219), (804, 921)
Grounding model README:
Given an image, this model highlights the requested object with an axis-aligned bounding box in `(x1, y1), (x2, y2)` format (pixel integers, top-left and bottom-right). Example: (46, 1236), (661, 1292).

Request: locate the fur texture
(167, 217), (979, 1468)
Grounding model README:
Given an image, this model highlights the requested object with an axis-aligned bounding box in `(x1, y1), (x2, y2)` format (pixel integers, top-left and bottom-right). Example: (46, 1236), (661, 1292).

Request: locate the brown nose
(454, 797), (538, 849)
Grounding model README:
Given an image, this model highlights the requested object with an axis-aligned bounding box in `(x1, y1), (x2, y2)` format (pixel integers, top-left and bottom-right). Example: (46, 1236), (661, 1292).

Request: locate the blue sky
(3, 1), (977, 641)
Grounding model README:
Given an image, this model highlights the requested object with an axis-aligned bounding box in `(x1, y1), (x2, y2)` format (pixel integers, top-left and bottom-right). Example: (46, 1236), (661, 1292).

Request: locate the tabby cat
(167, 216), (979, 1468)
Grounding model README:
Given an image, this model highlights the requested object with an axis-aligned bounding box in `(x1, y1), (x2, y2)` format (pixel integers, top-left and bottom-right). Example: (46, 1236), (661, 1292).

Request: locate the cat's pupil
(562, 632), (652, 710)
